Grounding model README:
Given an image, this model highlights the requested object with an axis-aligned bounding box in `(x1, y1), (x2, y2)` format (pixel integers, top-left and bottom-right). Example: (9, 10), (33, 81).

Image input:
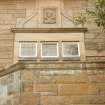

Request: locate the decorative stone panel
(43, 8), (56, 24)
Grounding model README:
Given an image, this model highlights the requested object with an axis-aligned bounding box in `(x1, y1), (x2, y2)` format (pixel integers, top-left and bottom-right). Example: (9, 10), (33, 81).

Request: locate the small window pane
(62, 42), (80, 57)
(19, 42), (37, 57)
(0, 85), (7, 98)
(41, 43), (58, 57)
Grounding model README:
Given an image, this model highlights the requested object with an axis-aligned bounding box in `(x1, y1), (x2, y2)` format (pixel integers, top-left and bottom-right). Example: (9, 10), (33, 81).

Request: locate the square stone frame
(42, 7), (57, 24)
(39, 7), (61, 28)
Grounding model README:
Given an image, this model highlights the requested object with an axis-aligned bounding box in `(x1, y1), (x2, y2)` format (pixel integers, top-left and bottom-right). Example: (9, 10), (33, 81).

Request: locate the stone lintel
(11, 28), (88, 33)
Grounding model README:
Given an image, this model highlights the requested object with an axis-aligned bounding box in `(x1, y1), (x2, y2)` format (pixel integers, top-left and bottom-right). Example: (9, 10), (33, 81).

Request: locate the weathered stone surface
(87, 70), (105, 75)
(58, 84), (98, 95)
(40, 70), (83, 76)
(22, 82), (34, 93)
(70, 95), (105, 104)
(89, 75), (105, 83)
(34, 84), (58, 95)
(91, 83), (105, 95)
(37, 76), (54, 84)
(0, 0), (105, 105)
(21, 70), (34, 81)
(20, 93), (40, 105)
(38, 74), (89, 84)
(53, 75), (88, 83)
(0, 62), (105, 105)
(0, 0), (103, 68)
(40, 96), (70, 105)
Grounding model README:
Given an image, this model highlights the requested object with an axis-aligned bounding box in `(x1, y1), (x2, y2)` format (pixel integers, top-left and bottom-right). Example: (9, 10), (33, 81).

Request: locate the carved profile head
(43, 8), (57, 24)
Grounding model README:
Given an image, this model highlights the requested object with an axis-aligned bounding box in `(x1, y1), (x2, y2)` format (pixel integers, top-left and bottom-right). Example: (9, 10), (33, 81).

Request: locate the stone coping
(0, 60), (105, 77)
(11, 28), (88, 33)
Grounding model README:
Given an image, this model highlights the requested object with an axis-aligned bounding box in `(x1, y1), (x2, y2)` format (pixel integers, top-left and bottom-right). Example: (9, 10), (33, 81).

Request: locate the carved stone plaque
(43, 8), (56, 24)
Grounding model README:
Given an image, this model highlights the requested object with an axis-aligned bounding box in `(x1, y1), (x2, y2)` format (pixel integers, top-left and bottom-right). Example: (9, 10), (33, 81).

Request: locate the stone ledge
(0, 60), (105, 77)
(11, 28), (88, 33)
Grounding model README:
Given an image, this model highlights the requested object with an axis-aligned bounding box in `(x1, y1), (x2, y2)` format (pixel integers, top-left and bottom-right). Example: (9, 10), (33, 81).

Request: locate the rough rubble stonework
(0, 0), (105, 105)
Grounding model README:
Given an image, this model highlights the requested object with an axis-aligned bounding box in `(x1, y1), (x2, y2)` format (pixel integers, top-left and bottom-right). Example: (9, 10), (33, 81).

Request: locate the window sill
(18, 57), (80, 61)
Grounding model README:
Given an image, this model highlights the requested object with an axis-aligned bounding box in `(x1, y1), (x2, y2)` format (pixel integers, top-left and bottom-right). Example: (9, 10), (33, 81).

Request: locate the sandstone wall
(0, 1), (105, 105)
(64, 0), (105, 61)
(0, 0), (105, 68)
(0, 0), (26, 69)
(85, 0), (105, 61)
(0, 62), (105, 105)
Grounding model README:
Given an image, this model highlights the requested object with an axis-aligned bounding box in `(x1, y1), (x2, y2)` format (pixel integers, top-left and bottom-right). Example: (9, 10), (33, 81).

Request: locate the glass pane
(63, 43), (79, 57)
(0, 85), (7, 98)
(20, 43), (36, 57)
(42, 43), (58, 57)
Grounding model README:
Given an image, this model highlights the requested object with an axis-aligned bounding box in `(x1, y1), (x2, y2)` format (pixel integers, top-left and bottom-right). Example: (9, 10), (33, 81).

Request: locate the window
(0, 85), (7, 98)
(41, 42), (59, 58)
(19, 42), (37, 57)
(62, 42), (80, 57)
(18, 41), (80, 59)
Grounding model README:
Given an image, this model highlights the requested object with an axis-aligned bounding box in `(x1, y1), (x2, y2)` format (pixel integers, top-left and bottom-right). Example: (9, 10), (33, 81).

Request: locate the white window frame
(41, 42), (59, 58)
(62, 42), (80, 57)
(19, 42), (37, 58)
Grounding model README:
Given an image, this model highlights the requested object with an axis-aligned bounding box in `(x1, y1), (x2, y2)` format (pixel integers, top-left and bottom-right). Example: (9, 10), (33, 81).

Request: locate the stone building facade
(0, 0), (105, 105)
